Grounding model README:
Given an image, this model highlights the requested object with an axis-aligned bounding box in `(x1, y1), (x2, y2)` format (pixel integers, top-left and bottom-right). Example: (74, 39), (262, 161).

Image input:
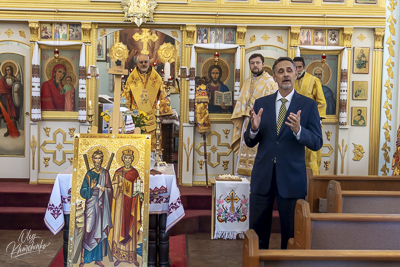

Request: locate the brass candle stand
(154, 102), (167, 167)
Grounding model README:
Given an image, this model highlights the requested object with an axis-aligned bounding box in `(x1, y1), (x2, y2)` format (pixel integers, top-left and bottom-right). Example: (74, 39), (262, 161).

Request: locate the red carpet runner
(49, 234), (187, 267)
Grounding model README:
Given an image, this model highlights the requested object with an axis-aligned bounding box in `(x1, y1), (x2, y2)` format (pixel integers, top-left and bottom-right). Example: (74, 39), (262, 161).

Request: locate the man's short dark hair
(208, 65), (222, 82)
(248, 54), (264, 64)
(293, 57), (306, 67)
(272, 57), (296, 74)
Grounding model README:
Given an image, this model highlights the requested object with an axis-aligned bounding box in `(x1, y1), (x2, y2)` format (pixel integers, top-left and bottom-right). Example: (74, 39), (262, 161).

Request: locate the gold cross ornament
(133, 29), (159, 55)
(225, 190), (240, 213)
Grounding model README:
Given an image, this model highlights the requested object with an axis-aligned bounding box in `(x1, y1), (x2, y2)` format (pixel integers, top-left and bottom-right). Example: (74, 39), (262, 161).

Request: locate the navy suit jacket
(244, 90), (323, 198)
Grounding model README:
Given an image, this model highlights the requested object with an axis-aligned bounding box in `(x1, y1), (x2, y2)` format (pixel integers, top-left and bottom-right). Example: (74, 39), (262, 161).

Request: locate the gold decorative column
(289, 26), (301, 59)
(236, 26), (247, 47)
(81, 22), (92, 44)
(29, 21), (39, 42)
(368, 28), (385, 175)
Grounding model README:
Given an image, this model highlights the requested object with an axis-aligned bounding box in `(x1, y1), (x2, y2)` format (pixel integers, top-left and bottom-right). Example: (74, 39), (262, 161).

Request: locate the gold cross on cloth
(224, 190), (240, 213)
(277, 98), (288, 135)
(132, 29), (159, 55)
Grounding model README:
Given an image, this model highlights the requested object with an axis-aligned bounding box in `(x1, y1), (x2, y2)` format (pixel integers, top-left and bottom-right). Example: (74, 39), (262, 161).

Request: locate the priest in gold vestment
(231, 54), (277, 176)
(293, 57), (326, 175)
(122, 54), (172, 150)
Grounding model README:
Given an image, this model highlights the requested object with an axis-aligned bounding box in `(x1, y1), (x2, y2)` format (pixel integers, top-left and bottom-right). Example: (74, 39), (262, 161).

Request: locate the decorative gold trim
(43, 127), (51, 137)
(41, 111), (79, 120)
(5, 28), (14, 38)
(343, 27), (354, 48)
(37, 179), (55, 185)
(262, 33), (270, 42)
(369, 37), (383, 175)
(338, 139), (348, 174)
(81, 22), (92, 44)
(185, 25), (196, 46)
(40, 128), (74, 166)
(183, 137), (193, 172)
(277, 36), (284, 44)
(321, 144), (334, 157)
(245, 44), (287, 52)
(100, 29), (107, 37)
(198, 159), (204, 169)
(171, 31), (178, 38)
(374, 28), (385, 50)
(19, 30), (26, 38)
(250, 35), (256, 44)
(30, 135), (37, 170)
(195, 131), (232, 168)
(323, 160), (330, 171)
(325, 131), (332, 141)
(380, 2), (395, 176)
(43, 157), (50, 167)
(68, 128), (76, 138)
(352, 143), (365, 161)
(29, 21), (39, 42)
(357, 33), (366, 42)
(222, 160), (229, 170)
(193, 181), (208, 186)
(222, 129), (230, 139)
(236, 26), (247, 47)
(290, 26), (301, 47)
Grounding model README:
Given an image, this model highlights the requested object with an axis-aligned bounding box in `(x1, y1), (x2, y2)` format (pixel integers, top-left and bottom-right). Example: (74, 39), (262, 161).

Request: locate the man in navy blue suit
(244, 57), (323, 249)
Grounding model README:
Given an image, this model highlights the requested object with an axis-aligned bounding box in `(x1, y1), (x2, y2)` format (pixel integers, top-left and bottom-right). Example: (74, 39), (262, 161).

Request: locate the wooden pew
(307, 174), (400, 212)
(327, 180), (400, 214)
(288, 199), (400, 250)
(243, 229), (400, 267)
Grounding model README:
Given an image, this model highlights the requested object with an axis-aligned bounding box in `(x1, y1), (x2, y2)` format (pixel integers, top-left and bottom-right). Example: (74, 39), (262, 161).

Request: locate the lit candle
(214, 51), (219, 58)
(153, 62), (157, 67)
(156, 100), (160, 116)
(88, 100), (93, 115)
(164, 62), (170, 82)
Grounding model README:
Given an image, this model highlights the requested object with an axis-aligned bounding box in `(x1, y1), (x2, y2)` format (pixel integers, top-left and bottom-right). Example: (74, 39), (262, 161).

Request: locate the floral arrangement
(100, 109), (110, 129)
(216, 194), (249, 223)
(130, 109), (149, 133)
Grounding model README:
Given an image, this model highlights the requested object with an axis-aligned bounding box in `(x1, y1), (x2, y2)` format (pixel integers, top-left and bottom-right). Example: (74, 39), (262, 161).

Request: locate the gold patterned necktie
(277, 98), (288, 135)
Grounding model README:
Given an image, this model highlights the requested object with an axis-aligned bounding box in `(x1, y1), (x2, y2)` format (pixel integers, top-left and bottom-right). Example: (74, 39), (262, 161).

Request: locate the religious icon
(313, 29), (326, 45)
(352, 81), (368, 100)
(197, 27), (209, 44)
(300, 29), (312, 45)
(0, 55), (25, 156)
(224, 28), (236, 44)
(197, 52), (235, 115)
(54, 23), (68, 40)
(351, 107), (367, 126)
(210, 27), (223, 43)
(353, 47), (370, 74)
(327, 30), (340, 46)
(69, 24), (82, 40)
(305, 56), (338, 115)
(97, 37), (107, 61)
(40, 23), (53, 40)
(68, 134), (151, 267)
(40, 50), (79, 112)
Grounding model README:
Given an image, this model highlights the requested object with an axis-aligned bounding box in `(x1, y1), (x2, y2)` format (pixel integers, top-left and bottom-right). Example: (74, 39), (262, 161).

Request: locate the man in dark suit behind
(244, 57), (323, 249)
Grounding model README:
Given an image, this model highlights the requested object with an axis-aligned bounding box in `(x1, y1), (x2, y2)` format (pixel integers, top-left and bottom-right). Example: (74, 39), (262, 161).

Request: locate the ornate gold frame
(299, 48), (344, 123)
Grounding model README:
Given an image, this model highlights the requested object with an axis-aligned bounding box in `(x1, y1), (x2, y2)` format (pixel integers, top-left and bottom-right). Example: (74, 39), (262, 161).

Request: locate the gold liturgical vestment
(123, 67), (172, 149)
(231, 71), (277, 176)
(294, 72), (326, 175)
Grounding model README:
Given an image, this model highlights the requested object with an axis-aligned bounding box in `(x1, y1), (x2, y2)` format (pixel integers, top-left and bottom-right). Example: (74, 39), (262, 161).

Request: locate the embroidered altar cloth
(214, 178), (250, 239)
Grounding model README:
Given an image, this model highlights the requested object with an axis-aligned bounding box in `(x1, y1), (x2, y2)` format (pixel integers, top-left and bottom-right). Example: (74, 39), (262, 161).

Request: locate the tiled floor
(0, 230), (281, 266)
